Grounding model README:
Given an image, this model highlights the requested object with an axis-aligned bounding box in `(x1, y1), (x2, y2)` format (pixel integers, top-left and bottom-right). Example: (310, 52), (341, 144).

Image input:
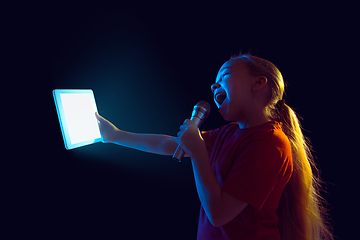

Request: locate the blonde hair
(231, 54), (333, 240)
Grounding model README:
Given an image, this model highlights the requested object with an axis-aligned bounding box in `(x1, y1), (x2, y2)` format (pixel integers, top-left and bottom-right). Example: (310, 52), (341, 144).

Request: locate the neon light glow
(53, 89), (102, 150)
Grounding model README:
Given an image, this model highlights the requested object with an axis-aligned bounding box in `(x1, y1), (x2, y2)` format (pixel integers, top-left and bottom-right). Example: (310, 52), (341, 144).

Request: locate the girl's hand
(95, 112), (120, 143)
(175, 119), (205, 158)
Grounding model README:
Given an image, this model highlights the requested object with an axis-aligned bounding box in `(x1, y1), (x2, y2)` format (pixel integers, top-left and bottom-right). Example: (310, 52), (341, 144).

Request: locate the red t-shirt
(197, 121), (293, 240)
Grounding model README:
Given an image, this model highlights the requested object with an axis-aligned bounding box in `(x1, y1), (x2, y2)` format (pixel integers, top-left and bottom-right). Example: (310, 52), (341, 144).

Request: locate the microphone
(173, 101), (211, 162)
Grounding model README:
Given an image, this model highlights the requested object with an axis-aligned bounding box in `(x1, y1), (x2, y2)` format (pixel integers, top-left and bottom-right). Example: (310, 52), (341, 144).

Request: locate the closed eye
(222, 73), (230, 78)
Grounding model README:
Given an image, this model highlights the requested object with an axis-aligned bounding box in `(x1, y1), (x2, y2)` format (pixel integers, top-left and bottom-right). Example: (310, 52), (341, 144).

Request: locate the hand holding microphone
(173, 101), (211, 162)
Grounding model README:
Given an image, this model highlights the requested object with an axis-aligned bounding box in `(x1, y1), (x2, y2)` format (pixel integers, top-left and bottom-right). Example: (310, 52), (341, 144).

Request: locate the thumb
(95, 112), (105, 123)
(95, 112), (115, 127)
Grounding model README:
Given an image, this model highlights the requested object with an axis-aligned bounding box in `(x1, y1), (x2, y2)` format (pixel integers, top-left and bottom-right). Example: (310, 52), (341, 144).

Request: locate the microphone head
(192, 101), (211, 120)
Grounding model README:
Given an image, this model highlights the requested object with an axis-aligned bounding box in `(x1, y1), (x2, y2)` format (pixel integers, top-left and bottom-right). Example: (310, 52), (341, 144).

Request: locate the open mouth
(214, 92), (226, 106)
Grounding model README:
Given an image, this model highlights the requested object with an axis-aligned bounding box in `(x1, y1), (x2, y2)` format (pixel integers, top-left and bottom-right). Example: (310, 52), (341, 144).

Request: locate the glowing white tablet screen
(53, 89), (102, 150)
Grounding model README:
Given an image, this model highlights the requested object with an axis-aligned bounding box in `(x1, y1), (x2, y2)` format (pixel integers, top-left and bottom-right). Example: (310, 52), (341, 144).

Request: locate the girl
(95, 54), (333, 239)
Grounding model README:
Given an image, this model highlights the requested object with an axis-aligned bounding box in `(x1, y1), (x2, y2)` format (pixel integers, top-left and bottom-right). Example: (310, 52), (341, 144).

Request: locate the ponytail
(273, 100), (333, 240)
(231, 53), (333, 239)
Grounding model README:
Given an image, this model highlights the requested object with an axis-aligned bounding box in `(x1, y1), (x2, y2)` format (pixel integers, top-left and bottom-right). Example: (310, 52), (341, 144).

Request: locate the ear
(252, 76), (268, 91)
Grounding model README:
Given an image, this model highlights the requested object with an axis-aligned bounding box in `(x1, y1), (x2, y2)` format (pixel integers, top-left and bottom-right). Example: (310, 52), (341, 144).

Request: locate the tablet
(53, 89), (102, 150)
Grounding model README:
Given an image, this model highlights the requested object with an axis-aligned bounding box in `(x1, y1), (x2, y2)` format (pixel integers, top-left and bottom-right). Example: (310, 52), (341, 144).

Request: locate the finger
(177, 131), (182, 138)
(95, 112), (102, 120)
(95, 112), (107, 123)
(183, 119), (192, 125)
(184, 119), (196, 126)
(179, 125), (188, 131)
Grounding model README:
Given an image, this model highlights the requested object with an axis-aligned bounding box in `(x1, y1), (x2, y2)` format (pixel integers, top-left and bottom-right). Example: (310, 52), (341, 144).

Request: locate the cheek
(228, 88), (249, 106)
(227, 90), (251, 115)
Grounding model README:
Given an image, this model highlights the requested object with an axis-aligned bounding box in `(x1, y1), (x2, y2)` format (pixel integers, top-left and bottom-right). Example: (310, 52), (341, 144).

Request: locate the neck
(237, 108), (271, 129)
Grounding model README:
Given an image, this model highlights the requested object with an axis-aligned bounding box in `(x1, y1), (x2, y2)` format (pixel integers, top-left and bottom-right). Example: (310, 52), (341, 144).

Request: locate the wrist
(188, 140), (208, 161)
(104, 129), (122, 144)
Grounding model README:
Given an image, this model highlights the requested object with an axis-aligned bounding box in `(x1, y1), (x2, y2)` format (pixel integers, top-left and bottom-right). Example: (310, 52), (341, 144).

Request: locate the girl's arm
(176, 119), (248, 227)
(95, 112), (179, 156)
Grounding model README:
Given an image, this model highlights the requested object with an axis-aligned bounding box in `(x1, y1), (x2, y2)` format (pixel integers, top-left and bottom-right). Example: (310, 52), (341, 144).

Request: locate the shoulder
(244, 121), (292, 157)
(250, 122), (289, 144)
(268, 122), (292, 154)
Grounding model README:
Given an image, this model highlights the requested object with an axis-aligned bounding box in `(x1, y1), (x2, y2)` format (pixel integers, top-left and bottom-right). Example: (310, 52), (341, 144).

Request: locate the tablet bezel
(53, 89), (102, 150)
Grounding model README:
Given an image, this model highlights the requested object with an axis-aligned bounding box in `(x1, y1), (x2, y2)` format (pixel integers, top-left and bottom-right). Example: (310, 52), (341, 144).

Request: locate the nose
(211, 83), (220, 93)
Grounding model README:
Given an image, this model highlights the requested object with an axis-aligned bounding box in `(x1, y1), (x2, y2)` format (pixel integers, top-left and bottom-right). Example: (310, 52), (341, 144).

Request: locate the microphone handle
(173, 116), (203, 162)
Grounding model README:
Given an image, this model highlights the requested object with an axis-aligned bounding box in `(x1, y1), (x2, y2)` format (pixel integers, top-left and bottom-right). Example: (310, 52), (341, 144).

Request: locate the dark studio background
(6, 2), (358, 239)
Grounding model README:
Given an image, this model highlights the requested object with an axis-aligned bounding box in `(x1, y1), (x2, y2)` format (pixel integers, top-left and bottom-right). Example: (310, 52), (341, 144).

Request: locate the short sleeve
(222, 132), (291, 210)
(201, 124), (226, 156)
(201, 122), (239, 156)
(201, 130), (215, 155)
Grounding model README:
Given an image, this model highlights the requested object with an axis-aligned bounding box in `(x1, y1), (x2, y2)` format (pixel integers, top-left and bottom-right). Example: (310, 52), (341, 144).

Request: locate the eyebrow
(220, 67), (231, 72)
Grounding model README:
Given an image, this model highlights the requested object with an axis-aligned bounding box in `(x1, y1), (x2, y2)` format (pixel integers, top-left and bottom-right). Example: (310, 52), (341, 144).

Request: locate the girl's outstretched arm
(95, 112), (179, 156)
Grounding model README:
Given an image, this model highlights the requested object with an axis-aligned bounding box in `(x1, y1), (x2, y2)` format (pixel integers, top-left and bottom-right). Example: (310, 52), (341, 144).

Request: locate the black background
(6, 2), (358, 239)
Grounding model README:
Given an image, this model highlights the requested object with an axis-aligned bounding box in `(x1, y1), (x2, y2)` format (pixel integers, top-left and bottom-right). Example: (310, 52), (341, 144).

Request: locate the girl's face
(211, 58), (257, 122)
